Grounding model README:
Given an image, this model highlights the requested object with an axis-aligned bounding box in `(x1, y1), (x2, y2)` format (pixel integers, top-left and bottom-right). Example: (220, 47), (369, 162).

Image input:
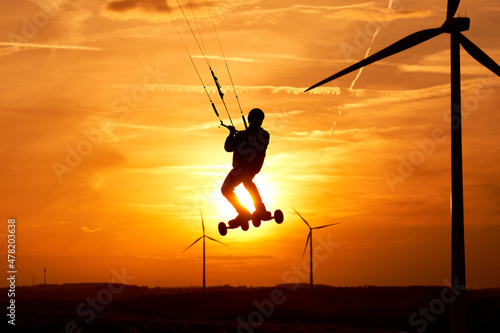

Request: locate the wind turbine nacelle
(442, 17), (470, 33)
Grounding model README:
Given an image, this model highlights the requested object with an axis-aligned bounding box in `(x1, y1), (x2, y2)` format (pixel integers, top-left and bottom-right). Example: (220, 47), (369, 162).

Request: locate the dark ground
(1, 284), (499, 332)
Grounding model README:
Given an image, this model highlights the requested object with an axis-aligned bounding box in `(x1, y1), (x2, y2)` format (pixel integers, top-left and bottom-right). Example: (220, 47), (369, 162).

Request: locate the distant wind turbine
(305, 1), (500, 331)
(293, 208), (339, 287)
(183, 210), (228, 293)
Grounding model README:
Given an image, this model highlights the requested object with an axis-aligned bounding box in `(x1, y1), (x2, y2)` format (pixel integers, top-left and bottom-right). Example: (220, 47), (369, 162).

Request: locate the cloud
(127, 203), (176, 209)
(101, 0), (171, 21)
(0, 42), (102, 56)
(0, 47), (19, 58)
(232, 3), (375, 17)
(105, 78), (496, 110)
(398, 64), (497, 75)
(123, 83), (342, 95)
(207, 254), (274, 262)
(224, 3), (432, 25)
(106, 78), (494, 110)
(81, 226), (102, 233)
(340, 77), (498, 110)
(91, 174), (106, 190)
(99, 1), (384, 24)
(293, 3), (375, 13)
(291, 129), (339, 139)
(192, 54), (257, 62)
(100, 0), (258, 22)
(324, 7), (433, 22)
(213, 3), (377, 26)
(289, 126), (410, 142)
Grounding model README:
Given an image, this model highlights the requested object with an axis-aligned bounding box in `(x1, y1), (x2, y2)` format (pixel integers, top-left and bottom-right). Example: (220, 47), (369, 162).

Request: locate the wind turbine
(305, 1), (500, 331)
(183, 210), (228, 293)
(293, 208), (339, 287)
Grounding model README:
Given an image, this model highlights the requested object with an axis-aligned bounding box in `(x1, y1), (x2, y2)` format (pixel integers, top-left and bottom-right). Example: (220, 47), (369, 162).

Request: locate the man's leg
(243, 175), (271, 218)
(242, 176), (262, 207)
(221, 169), (250, 216)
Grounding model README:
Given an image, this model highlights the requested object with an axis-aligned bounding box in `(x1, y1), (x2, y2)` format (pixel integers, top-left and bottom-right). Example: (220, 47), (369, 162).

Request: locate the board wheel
(274, 210), (284, 224)
(218, 222), (227, 236)
(252, 217), (261, 228)
(241, 221), (249, 231)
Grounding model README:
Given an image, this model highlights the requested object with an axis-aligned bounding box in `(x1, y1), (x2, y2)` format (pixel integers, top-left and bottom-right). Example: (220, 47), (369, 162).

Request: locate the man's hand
(227, 126), (237, 135)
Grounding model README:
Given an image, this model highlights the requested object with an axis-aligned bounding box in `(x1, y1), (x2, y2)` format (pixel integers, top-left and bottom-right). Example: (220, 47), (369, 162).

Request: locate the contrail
(317, 108), (341, 164)
(349, 0), (394, 92)
(0, 42), (102, 51)
(107, 83), (342, 96)
(348, 29), (381, 92)
(318, 0), (394, 163)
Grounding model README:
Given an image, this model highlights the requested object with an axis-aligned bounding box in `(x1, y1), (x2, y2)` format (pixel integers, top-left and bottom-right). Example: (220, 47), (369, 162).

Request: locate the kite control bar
(220, 122), (238, 133)
(211, 101), (241, 132)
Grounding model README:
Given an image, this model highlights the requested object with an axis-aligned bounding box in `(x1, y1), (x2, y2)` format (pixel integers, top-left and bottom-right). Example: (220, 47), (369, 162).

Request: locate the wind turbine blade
(459, 33), (500, 77)
(182, 236), (203, 253)
(293, 207), (311, 229)
(200, 209), (205, 235)
(206, 236), (229, 247)
(302, 232), (311, 257)
(305, 27), (444, 92)
(447, 0), (460, 20)
(313, 223), (341, 230)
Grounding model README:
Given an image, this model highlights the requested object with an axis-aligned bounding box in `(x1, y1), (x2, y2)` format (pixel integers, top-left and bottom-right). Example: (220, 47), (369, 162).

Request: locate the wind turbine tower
(183, 210), (228, 292)
(306, 1), (500, 331)
(293, 208), (339, 287)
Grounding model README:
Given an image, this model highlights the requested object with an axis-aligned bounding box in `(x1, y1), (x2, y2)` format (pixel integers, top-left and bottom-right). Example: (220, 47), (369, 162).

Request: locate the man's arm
(261, 129), (270, 150)
(224, 126), (238, 152)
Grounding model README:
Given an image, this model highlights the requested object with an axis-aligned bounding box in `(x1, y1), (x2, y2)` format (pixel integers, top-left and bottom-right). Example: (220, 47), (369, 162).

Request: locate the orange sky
(1, 0), (500, 289)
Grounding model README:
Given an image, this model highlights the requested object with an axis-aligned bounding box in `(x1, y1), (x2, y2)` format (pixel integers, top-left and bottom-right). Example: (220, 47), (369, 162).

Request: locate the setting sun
(215, 177), (276, 217)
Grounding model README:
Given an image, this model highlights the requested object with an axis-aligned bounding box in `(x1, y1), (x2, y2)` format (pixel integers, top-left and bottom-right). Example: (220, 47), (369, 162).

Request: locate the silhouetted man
(221, 108), (271, 225)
